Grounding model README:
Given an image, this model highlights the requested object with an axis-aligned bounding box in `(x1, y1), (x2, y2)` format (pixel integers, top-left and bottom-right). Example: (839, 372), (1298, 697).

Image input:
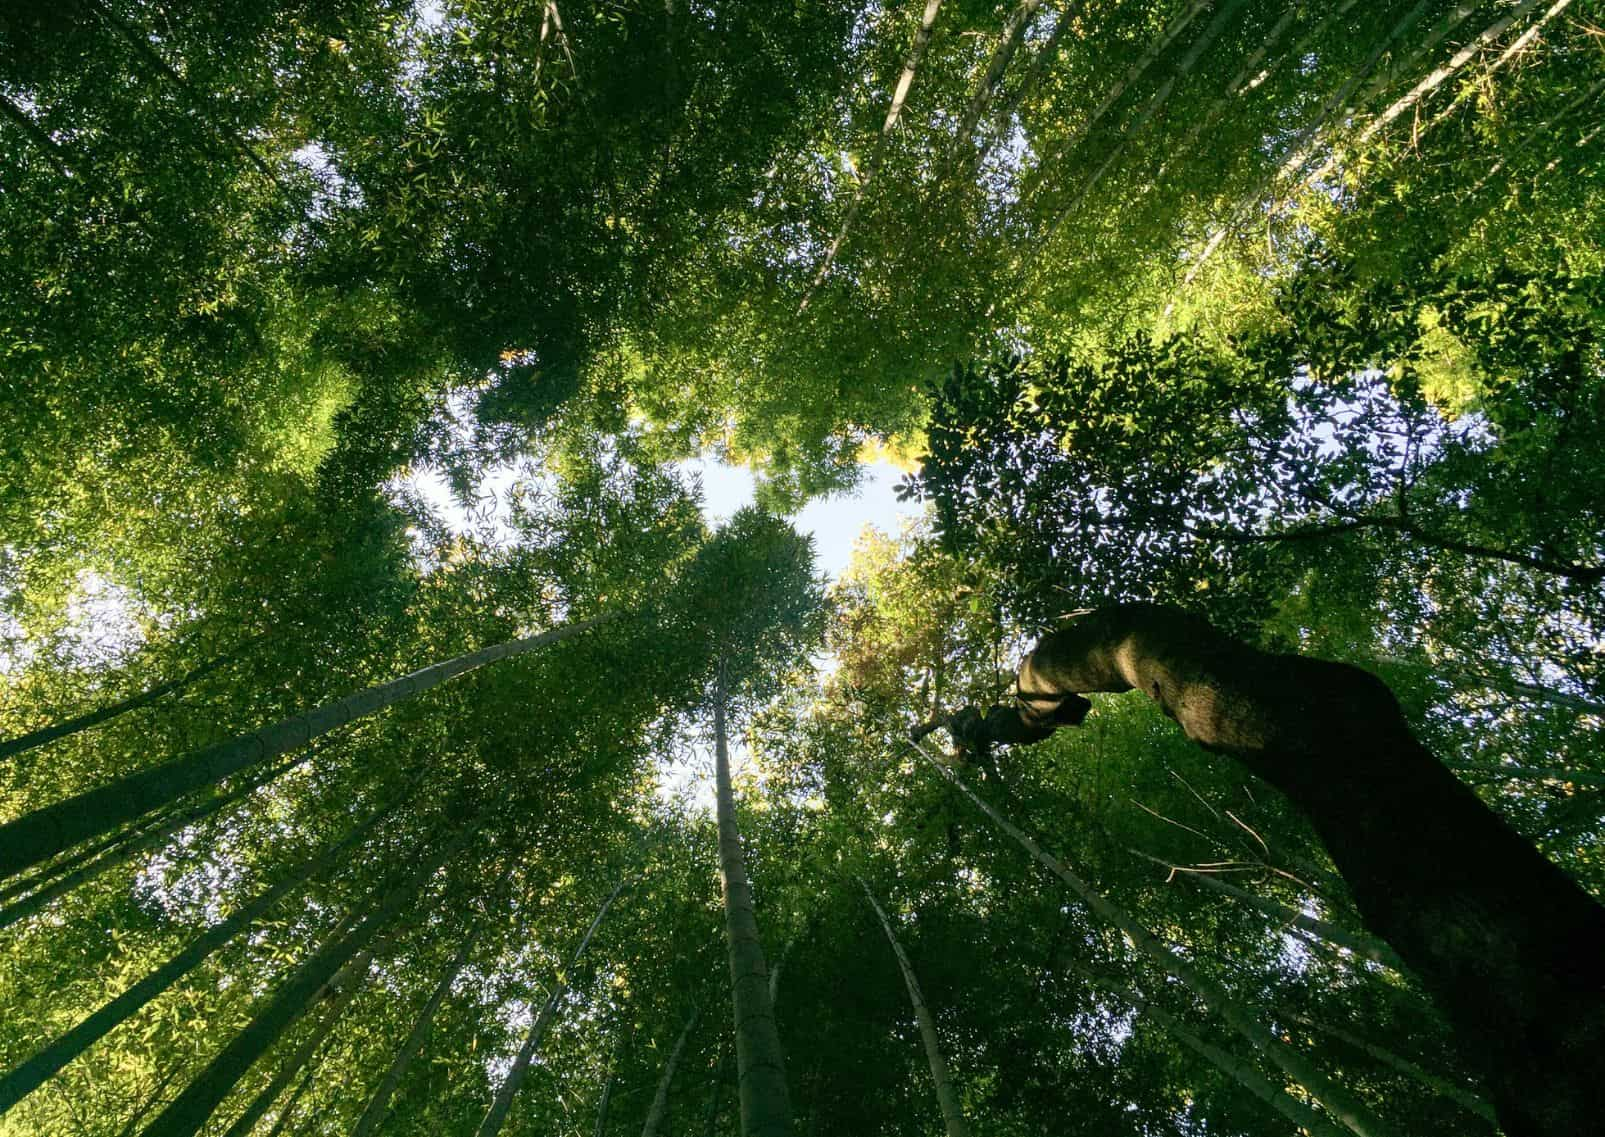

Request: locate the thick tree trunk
(219, 948), (375, 1137)
(0, 802), (391, 1113)
(981, 602), (1605, 1137)
(911, 738), (1394, 1137)
(0, 753), (304, 931)
(474, 878), (625, 1137)
(139, 827), (467, 1137)
(0, 614), (609, 883)
(641, 1009), (698, 1137)
(350, 927), (481, 1137)
(714, 669), (791, 1137)
(0, 651), (234, 762)
(861, 882), (969, 1137)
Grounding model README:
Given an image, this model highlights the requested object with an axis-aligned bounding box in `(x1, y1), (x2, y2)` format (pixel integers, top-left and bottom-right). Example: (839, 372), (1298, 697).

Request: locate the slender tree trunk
(1356, 0), (1549, 144)
(641, 1009), (699, 1137)
(219, 947), (375, 1137)
(1282, 1011), (1498, 1125)
(702, 1044), (729, 1137)
(910, 738), (1394, 1137)
(0, 802), (392, 1113)
(594, 1028), (626, 1137)
(1, 651), (235, 761)
(797, 0), (944, 311)
(139, 826), (467, 1137)
(350, 927), (481, 1137)
(713, 667), (791, 1137)
(474, 878), (626, 1137)
(1136, 992), (1350, 1137)
(860, 881), (969, 1137)
(0, 753), (304, 931)
(946, 0), (1043, 161)
(0, 614), (610, 883)
(972, 602), (1605, 1137)
(261, 1066), (315, 1137)
(1044, 0), (1247, 237)
(768, 938), (795, 1006)
(1131, 851), (1403, 970)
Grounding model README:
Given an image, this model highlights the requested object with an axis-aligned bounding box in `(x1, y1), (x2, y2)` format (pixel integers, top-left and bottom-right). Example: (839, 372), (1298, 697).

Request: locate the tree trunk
(350, 926), (481, 1137)
(0, 752), (305, 931)
(474, 878), (625, 1137)
(594, 1028), (625, 1137)
(0, 801), (392, 1113)
(1, 650), (235, 762)
(910, 738), (1394, 1137)
(797, 0), (944, 311)
(702, 1044), (729, 1137)
(1132, 851), (1404, 970)
(641, 1009), (698, 1137)
(261, 1066), (315, 1137)
(981, 602), (1605, 1137)
(1281, 1011), (1497, 1126)
(714, 667), (792, 1137)
(138, 826), (467, 1137)
(0, 614), (609, 883)
(1140, 996), (1350, 1137)
(219, 947), (375, 1137)
(860, 881), (969, 1137)
(946, 0), (1043, 161)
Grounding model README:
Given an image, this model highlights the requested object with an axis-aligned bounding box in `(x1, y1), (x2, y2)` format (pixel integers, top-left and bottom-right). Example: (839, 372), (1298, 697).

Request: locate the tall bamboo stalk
(714, 668), (791, 1137)
(0, 801), (393, 1114)
(474, 878), (626, 1137)
(0, 614), (609, 882)
(861, 881), (970, 1137)
(910, 738), (1395, 1137)
(139, 826), (468, 1137)
(641, 1009), (699, 1137)
(350, 927), (482, 1137)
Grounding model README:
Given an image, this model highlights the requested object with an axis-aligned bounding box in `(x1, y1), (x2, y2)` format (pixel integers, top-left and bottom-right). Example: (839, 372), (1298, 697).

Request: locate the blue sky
(679, 456), (924, 580)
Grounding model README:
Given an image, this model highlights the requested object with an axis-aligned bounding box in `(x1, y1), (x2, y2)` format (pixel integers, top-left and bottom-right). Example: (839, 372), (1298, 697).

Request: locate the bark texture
(861, 882), (969, 1137)
(971, 602), (1605, 1137)
(714, 676), (791, 1137)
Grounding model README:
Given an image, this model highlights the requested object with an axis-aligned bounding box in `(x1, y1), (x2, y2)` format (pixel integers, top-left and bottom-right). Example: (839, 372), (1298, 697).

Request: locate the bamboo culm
(861, 881), (970, 1137)
(0, 614), (609, 883)
(641, 1009), (699, 1137)
(473, 878), (626, 1137)
(910, 738), (1396, 1137)
(0, 801), (392, 1114)
(714, 668), (792, 1137)
(350, 926), (482, 1137)
(137, 825), (468, 1137)
(218, 947), (376, 1137)
(0, 753), (306, 932)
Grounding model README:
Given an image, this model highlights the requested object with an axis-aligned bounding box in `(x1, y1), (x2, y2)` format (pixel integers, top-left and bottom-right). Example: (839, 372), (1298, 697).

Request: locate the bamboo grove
(2, 2), (1602, 1136)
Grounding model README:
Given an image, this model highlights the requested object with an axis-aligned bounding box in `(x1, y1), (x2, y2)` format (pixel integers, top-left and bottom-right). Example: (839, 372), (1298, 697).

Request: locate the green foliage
(3, 2), (1603, 1135)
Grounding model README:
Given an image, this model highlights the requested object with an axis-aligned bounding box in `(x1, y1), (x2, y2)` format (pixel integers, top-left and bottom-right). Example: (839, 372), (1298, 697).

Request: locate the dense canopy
(2, 2), (1602, 1136)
